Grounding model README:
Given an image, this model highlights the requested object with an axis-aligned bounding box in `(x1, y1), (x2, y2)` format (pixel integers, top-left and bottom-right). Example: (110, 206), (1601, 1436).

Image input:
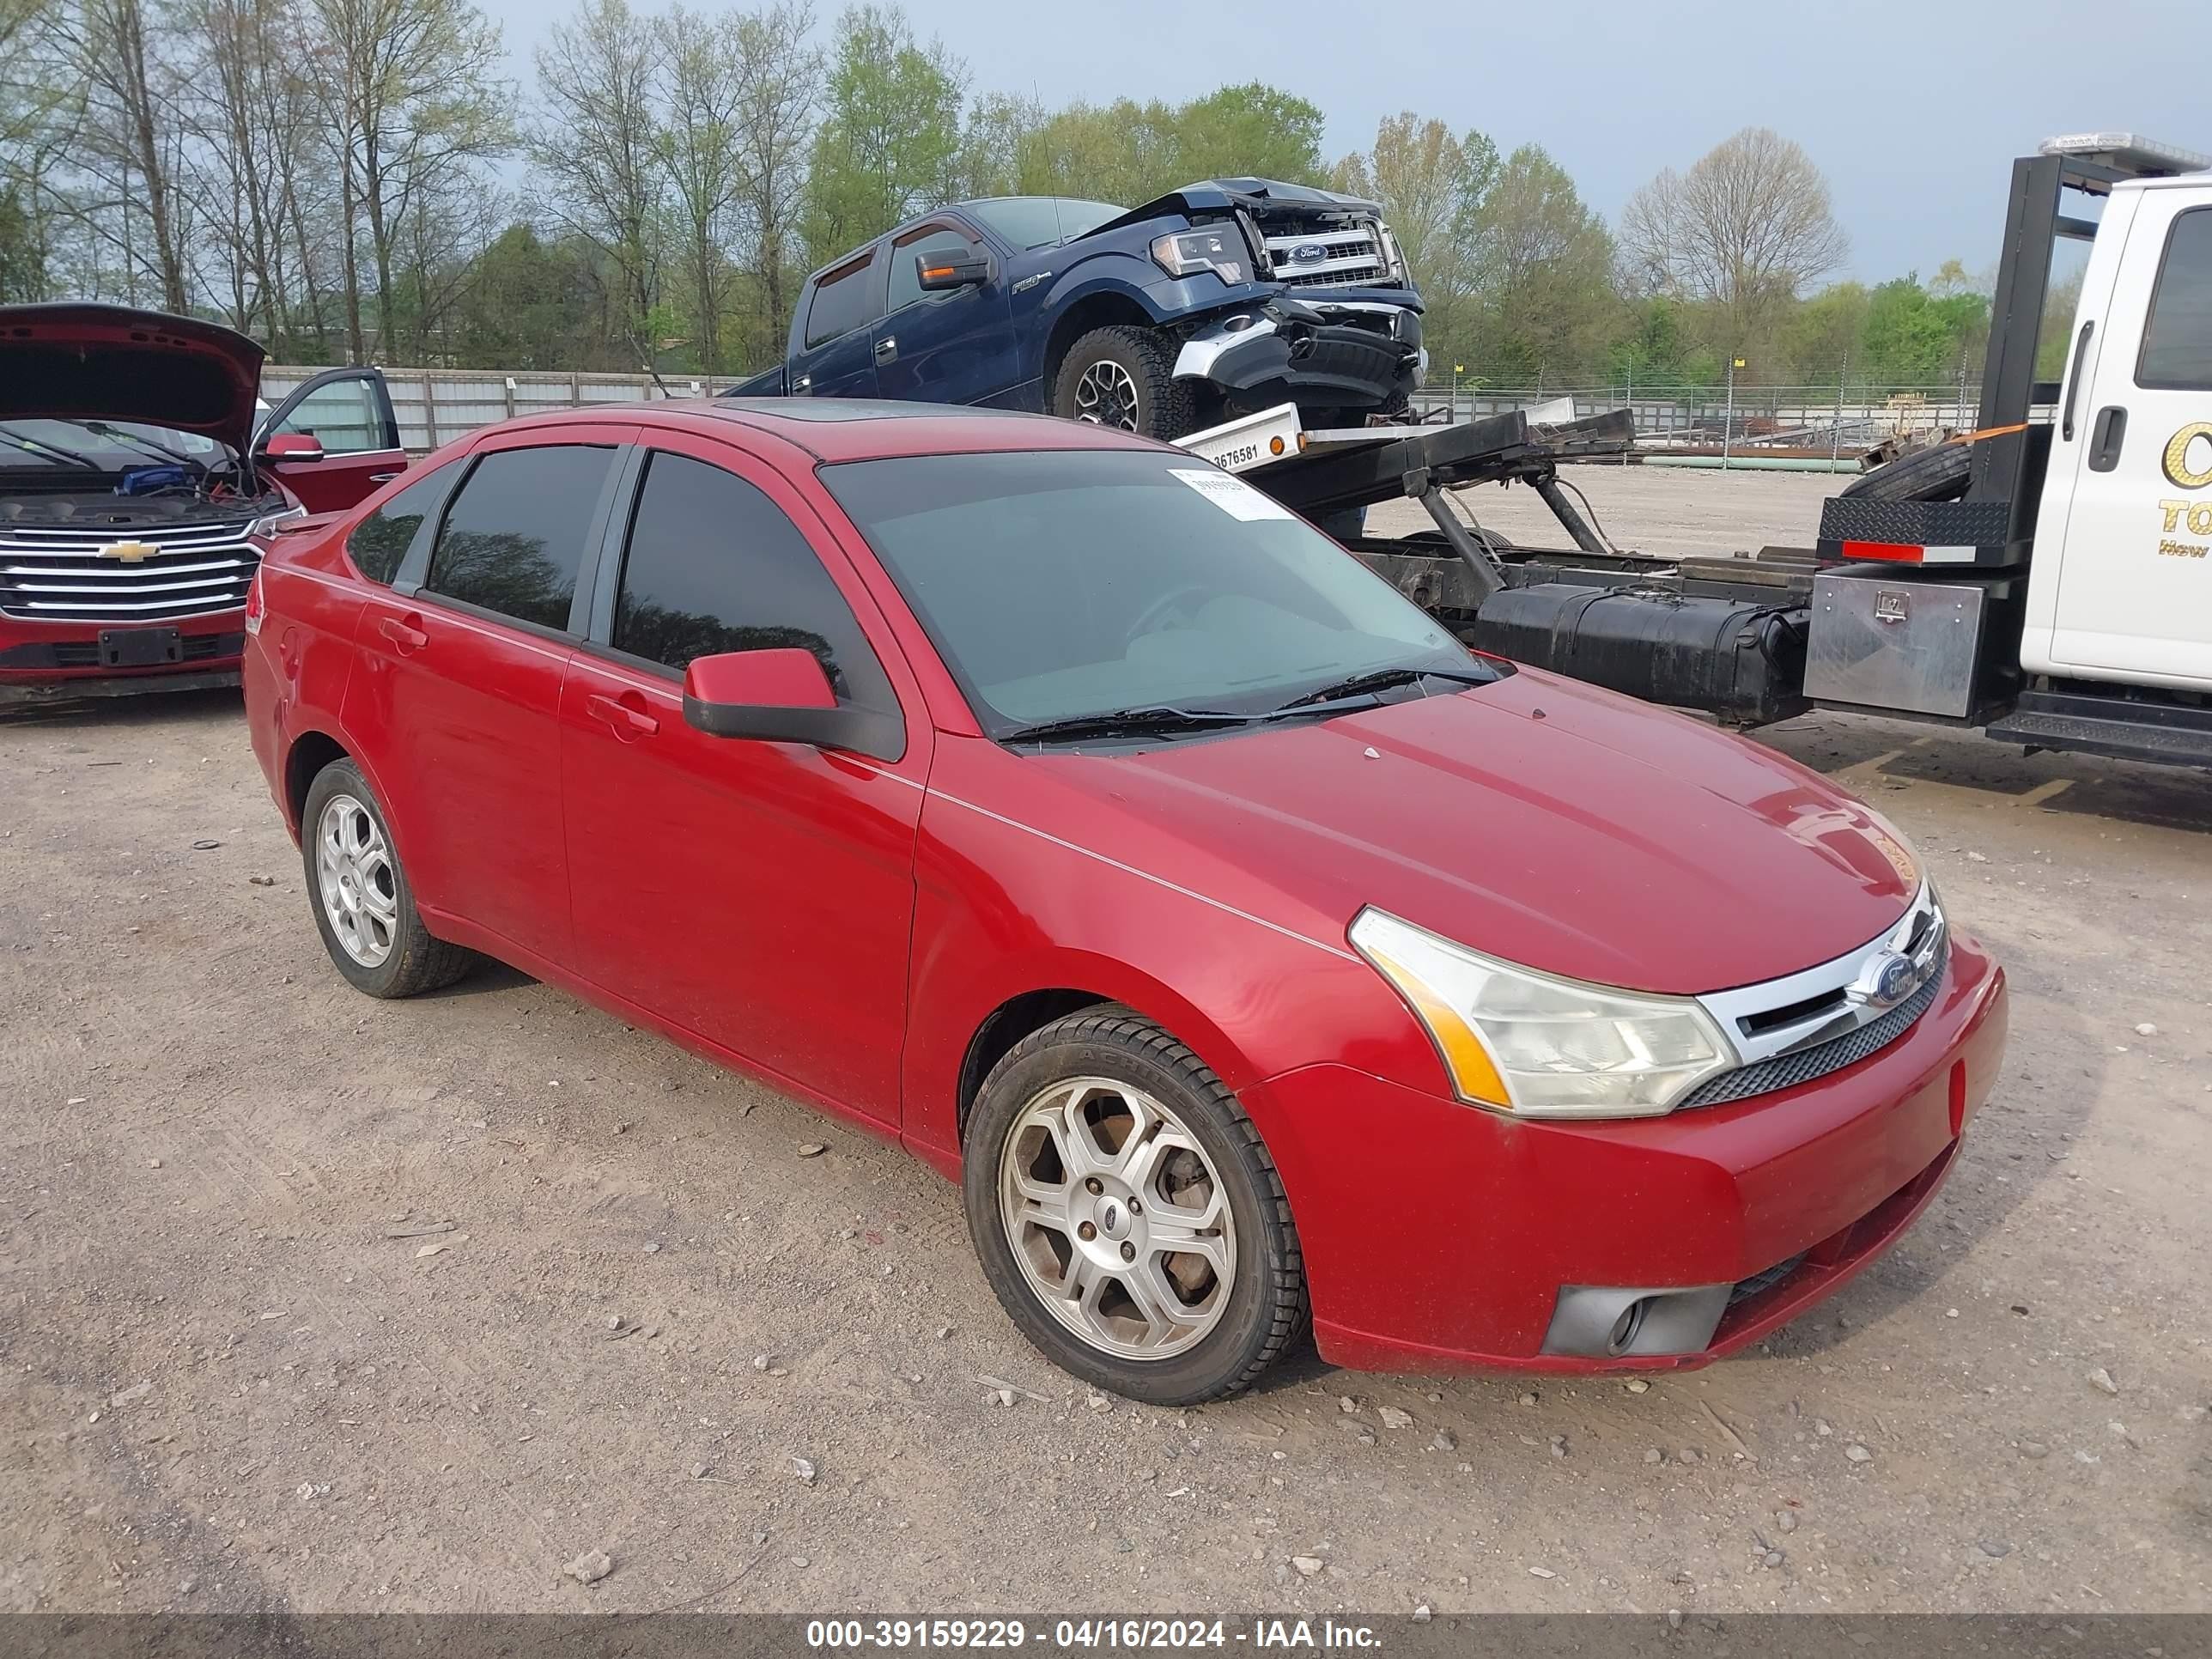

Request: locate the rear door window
(609, 448), (895, 712)
(347, 462), (461, 585)
(804, 251), (880, 348)
(425, 445), (617, 633)
(2138, 207), (2212, 389)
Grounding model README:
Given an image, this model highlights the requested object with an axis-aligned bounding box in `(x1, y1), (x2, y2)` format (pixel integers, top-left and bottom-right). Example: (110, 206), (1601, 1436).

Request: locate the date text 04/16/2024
(804, 1619), (1384, 1650)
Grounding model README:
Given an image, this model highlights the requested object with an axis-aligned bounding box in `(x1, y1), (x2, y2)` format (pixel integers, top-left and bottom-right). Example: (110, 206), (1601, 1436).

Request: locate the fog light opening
(1607, 1297), (1650, 1356)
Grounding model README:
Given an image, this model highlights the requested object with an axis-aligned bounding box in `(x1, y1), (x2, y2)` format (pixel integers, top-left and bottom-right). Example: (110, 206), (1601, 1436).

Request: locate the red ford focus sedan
(242, 400), (2007, 1404)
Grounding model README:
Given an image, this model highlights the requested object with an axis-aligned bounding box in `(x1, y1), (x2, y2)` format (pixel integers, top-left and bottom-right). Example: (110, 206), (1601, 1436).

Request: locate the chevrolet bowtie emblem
(99, 540), (159, 563)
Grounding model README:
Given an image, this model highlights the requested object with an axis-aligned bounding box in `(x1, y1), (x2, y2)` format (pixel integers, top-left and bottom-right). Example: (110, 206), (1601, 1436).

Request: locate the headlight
(1349, 908), (1737, 1118)
(1150, 228), (1250, 286)
(248, 505), (308, 539)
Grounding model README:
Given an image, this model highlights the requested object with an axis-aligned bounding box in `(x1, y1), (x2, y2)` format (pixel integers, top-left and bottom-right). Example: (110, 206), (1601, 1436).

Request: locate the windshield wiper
(82, 420), (210, 478)
(1267, 665), (1492, 716)
(1000, 706), (1256, 745)
(0, 424), (102, 471)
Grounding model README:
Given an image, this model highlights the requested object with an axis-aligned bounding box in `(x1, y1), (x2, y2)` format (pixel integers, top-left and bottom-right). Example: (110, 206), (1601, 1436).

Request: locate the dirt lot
(3, 467), (2210, 1616)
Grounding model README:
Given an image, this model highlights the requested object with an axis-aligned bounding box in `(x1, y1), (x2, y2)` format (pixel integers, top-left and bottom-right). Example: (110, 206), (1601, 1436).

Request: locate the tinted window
(804, 252), (878, 349)
(272, 375), (387, 453)
(426, 445), (616, 631)
(348, 463), (459, 585)
(611, 450), (895, 711)
(888, 227), (981, 313)
(821, 450), (1481, 737)
(2140, 208), (2212, 390)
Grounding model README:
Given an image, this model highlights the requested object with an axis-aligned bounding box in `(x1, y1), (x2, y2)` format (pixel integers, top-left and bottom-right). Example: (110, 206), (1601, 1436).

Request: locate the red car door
(343, 427), (634, 965)
(258, 368), (407, 511)
(559, 432), (928, 1127)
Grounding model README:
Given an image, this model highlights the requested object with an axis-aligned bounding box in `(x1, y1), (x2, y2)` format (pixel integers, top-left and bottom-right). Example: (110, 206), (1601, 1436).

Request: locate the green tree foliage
(1466, 144), (1617, 381)
(800, 4), (964, 264)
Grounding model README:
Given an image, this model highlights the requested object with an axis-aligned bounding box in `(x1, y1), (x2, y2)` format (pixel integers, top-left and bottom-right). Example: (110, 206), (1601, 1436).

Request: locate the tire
(963, 1006), (1306, 1404)
(1838, 439), (1972, 502)
(300, 757), (474, 999)
(1051, 326), (1196, 442)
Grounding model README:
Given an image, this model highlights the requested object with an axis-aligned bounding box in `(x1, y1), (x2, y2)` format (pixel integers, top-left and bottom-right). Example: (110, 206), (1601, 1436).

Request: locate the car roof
(493, 398), (1168, 465)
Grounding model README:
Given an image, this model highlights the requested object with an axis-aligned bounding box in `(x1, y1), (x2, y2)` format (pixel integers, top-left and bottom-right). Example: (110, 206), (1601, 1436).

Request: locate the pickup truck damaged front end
(1098, 178), (1426, 422)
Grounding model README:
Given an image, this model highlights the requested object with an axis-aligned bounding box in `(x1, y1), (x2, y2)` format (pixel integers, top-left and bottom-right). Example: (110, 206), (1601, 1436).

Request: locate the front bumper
(1173, 305), (1419, 412)
(1249, 928), (2008, 1374)
(0, 610), (247, 703)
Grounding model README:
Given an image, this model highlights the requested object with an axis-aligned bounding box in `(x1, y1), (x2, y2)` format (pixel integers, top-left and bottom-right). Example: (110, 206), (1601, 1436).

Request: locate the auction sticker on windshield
(1170, 467), (1295, 522)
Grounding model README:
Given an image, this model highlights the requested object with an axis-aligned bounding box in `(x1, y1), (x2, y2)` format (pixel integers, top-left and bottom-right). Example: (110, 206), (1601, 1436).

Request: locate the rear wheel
(301, 757), (474, 999)
(963, 1007), (1305, 1404)
(1052, 326), (1196, 442)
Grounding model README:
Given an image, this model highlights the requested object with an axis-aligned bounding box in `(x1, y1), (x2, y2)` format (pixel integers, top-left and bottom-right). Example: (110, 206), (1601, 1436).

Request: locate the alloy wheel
(1073, 362), (1141, 431)
(996, 1077), (1237, 1361)
(315, 793), (398, 969)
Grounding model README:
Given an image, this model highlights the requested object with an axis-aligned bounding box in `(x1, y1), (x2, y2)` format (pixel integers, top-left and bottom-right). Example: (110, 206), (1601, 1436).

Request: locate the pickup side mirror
(916, 251), (990, 292)
(258, 431), (325, 465)
(679, 647), (906, 761)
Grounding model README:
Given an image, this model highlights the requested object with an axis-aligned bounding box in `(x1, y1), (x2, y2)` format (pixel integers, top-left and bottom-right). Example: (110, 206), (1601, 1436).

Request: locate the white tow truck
(1181, 133), (2212, 771)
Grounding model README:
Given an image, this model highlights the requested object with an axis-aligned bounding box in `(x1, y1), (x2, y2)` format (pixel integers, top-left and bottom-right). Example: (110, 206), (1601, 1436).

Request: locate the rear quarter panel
(245, 525), (370, 840)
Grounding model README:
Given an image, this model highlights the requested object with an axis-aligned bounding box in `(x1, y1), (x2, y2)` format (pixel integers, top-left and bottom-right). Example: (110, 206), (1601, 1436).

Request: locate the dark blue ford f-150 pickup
(724, 179), (1425, 441)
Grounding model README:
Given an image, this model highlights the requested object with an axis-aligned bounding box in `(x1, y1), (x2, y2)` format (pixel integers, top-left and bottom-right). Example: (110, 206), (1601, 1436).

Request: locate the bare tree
(1331, 113), (1496, 369)
(49, 0), (191, 310)
(654, 5), (745, 374)
(729, 1), (817, 355)
(532, 0), (667, 361)
(1620, 126), (1846, 361)
(311, 0), (509, 361)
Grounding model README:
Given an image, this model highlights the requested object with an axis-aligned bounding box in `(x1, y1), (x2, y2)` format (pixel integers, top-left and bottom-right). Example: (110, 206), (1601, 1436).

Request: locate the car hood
(1035, 668), (1919, 995)
(0, 303), (265, 452)
(1084, 178), (1385, 241)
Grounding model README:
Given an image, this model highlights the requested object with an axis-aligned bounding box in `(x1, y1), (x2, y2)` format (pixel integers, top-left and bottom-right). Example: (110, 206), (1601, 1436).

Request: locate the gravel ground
(3, 471), (2209, 1615)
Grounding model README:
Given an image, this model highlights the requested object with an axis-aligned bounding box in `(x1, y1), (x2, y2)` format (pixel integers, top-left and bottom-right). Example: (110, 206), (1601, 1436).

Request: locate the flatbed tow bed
(1179, 402), (1824, 729)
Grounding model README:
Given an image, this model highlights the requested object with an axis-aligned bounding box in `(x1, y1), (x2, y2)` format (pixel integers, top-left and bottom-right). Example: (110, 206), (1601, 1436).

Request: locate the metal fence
(1418, 382), (1989, 461)
(260, 366), (747, 456)
(262, 365), (1990, 465)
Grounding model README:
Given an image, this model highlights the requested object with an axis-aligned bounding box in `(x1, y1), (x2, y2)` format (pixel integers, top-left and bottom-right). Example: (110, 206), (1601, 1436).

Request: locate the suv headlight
(248, 504), (308, 539)
(1350, 908), (1737, 1118)
(1150, 228), (1250, 287)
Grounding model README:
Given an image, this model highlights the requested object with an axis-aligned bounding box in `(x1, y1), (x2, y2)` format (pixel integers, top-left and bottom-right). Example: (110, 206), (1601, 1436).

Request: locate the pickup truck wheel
(963, 1007), (1306, 1405)
(1054, 326), (1195, 441)
(301, 757), (475, 999)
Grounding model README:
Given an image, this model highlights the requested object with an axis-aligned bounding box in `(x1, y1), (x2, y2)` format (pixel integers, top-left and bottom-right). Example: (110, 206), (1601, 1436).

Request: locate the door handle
(2087, 405), (2128, 472)
(586, 692), (660, 740)
(793, 374), (812, 394)
(874, 335), (898, 362)
(369, 471), (399, 483)
(378, 614), (428, 653)
(2061, 319), (2094, 441)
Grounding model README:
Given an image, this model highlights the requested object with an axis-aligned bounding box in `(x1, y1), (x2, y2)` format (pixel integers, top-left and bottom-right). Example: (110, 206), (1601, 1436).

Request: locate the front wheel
(1051, 326), (1196, 442)
(963, 1007), (1306, 1403)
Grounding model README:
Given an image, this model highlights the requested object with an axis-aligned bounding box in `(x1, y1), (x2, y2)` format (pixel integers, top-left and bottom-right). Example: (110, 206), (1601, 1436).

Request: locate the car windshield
(965, 198), (1126, 250)
(821, 448), (1498, 739)
(0, 417), (232, 471)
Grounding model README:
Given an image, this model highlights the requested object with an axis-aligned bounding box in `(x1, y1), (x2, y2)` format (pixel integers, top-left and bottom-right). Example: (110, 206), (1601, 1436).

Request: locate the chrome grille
(1263, 222), (1387, 288)
(1680, 936), (1948, 1110)
(0, 520), (262, 623)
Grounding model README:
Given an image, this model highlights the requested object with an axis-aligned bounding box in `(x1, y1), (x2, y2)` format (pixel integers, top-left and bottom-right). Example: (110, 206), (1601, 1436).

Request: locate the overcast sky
(478, 0), (2203, 284)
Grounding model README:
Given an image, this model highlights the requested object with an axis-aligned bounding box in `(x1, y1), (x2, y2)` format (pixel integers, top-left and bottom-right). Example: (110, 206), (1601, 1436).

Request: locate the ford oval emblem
(1291, 242), (1328, 264)
(1863, 951), (1920, 1010)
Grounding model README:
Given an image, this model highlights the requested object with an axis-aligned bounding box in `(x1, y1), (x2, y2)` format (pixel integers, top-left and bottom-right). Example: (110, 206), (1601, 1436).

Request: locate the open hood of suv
(0, 303), (266, 452)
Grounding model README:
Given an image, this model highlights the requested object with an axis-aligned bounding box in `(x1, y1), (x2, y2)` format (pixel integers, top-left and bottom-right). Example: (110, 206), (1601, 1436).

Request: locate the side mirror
(258, 431), (325, 465)
(679, 647), (905, 762)
(916, 251), (989, 292)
